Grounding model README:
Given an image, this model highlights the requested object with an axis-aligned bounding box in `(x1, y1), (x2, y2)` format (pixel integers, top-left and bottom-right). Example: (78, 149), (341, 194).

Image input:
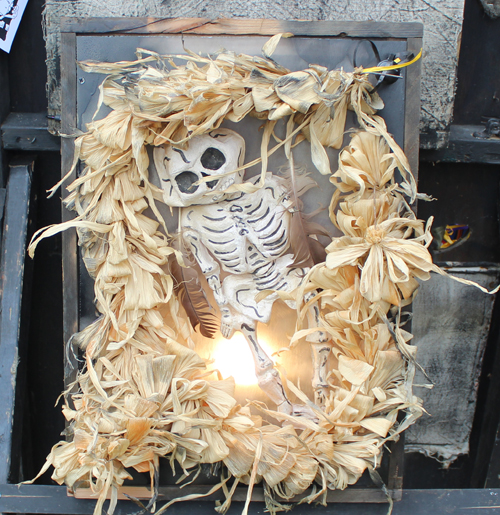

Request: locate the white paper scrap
(0, 0), (29, 54)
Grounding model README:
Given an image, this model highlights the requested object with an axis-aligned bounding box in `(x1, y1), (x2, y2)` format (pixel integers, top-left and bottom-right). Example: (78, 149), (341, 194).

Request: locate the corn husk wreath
(27, 34), (498, 515)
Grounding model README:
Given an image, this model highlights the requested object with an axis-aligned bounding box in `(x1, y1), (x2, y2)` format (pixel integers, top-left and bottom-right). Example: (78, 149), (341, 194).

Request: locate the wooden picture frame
(59, 17), (422, 505)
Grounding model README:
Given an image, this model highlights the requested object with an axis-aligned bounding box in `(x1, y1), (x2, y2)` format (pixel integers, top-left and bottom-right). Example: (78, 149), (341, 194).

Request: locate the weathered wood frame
(60, 16), (422, 505)
(0, 157), (34, 485)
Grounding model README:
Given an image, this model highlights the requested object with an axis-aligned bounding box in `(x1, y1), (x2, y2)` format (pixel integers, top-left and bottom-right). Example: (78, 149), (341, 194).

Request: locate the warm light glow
(211, 333), (274, 386)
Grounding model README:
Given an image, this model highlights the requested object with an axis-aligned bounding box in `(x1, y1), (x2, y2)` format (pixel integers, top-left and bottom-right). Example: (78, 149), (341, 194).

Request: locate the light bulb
(211, 333), (274, 386)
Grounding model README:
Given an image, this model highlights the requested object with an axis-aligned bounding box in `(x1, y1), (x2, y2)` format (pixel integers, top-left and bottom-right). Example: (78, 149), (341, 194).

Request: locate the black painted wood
(0, 48), (9, 188)
(20, 151), (65, 483)
(1, 485), (500, 514)
(420, 125), (500, 164)
(2, 113), (61, 152)
(416, 161), (500, 264)
(453, 0), (500, 125)
(472, 292), (500, 488)
(0, 158), (33, 484)
(6, 0), (47, 113)
(486, 424), (500, 488)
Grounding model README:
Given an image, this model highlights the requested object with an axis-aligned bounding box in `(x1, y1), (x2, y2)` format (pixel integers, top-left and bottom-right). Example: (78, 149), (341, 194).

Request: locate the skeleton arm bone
(183, 229), (235, 338)
(183, 229), (226, 306)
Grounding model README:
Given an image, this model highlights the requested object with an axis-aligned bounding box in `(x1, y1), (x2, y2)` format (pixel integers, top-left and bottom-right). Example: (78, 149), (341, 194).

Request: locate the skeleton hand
(220, 307), (235, 339)
(206, 275), (234, 338)
(206, 274), (225, 305)
(202, 268), (235, 338)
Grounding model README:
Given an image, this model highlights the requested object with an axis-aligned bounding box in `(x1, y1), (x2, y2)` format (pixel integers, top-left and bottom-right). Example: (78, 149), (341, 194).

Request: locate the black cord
(353, 39), (381, 69)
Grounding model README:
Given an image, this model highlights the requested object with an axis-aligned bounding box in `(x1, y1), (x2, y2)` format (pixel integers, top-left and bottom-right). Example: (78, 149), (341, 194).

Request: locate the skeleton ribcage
(182, 175), (294, 290)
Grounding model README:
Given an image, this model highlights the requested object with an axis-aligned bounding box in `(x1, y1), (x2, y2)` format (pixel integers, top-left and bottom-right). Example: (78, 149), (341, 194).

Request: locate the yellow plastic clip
(361, 48), (423, 74)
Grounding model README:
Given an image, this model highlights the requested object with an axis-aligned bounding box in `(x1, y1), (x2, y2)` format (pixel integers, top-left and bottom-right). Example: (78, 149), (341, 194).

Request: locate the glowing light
(211, 333), (274, 386)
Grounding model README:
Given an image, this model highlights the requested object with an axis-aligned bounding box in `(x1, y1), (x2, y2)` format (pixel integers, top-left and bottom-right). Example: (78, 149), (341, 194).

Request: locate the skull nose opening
(201, 172), (218, 189)
(175, 171), (199, 194)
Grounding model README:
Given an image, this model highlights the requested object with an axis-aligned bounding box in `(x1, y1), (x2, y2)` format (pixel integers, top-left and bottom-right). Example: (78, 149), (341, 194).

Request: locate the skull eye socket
(201, 147), (226, 170)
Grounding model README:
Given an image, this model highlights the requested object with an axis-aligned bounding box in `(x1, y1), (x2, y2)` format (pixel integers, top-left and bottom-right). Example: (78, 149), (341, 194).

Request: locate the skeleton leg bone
(239, 322), (317, 420)
(311, 343), (332, 406)
(305, 291), (332, 406)
(240, 322), (293, 415)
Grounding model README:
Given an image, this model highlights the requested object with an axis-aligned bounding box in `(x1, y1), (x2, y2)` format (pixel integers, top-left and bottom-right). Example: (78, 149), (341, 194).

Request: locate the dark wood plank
(72, 485), (391, 503)
(60, 32), (79, 387)
(1, 112), (61, 152)
(486, 423), (500, 487)
(387, 433), (405, 499)
(420, 124), (500, 164)
(453, 0), (500, 125)
(472, 288), (500, 488)
(0, 49), (9, 188)
(0, 158), (33, 484)
(404, 37), (422, 184)
(2, 485), (500, 514)
(60, 17), (423, 38)
(7, 0), (48, 113)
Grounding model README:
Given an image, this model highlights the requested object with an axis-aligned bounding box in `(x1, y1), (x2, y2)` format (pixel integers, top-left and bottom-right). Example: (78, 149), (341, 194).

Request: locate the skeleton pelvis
(222, 254), (305, 325)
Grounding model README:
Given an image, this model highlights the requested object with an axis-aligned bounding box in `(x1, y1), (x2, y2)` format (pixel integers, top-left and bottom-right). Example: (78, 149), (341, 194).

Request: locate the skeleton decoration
(154, 129), (330, 416)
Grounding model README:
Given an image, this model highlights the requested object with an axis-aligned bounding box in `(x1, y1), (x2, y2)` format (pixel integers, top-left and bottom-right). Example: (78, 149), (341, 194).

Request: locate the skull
(153, 129), (245, 207)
